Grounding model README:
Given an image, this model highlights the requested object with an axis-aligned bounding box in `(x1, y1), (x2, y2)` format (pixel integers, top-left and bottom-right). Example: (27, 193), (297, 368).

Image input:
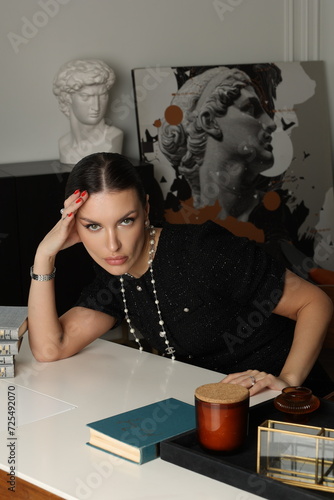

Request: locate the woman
(28, 152), (334, 397)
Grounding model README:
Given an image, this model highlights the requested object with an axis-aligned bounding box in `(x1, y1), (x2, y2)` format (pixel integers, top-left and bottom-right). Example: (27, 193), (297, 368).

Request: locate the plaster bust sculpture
(53, 59), (123, 164)
(158, 66), (277, 221)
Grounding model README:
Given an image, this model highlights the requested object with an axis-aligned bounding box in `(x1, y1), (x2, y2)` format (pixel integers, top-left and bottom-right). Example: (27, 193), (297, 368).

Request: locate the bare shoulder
(274, 269), (333, 319)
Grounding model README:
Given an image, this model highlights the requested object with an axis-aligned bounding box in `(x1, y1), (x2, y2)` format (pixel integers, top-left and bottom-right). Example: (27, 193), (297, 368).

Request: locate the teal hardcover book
(86, 398), (196, 464)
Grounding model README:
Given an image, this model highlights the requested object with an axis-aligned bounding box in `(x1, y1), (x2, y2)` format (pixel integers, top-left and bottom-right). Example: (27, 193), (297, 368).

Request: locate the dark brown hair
(65, 152), (147, 206)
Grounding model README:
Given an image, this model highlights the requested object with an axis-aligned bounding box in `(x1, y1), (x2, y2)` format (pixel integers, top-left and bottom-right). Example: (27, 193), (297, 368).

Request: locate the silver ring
(60, 208), (64, 214)
(249, 375), (256, 387)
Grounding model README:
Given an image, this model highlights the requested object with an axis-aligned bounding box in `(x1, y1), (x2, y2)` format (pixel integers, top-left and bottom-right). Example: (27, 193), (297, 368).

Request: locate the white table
(0, 336), (279, 499)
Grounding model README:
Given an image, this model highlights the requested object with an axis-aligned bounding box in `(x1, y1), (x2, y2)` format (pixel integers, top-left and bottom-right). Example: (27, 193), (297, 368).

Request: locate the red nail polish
(67, 212), (73, 217)
(81, 190), (87, 197)
(76, 198), (82, 204)
(74, 189), (80, 194)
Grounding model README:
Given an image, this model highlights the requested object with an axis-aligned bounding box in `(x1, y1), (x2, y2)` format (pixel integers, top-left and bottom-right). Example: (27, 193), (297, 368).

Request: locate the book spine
(0, 329), (19, 341)
(0, 355), (14, 365)
(0, 341), (21, 355)
(0, 365), (15, 378)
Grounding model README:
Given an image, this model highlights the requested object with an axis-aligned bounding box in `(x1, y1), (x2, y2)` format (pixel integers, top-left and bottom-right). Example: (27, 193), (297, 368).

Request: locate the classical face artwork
(198, 84), (277, 219)
(214, 85), (277, 172)
(132, 62), (334, 272)
(53, 59), (123, 164)
(69, 83), (110, 126)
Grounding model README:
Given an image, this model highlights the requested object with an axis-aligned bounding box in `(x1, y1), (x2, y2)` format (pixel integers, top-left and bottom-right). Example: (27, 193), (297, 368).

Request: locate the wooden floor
(0, 469), (61, 499)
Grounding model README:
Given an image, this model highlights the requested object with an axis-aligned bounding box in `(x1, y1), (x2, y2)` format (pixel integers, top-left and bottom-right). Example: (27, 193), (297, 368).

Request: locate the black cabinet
(0, 159), (164, 315)
(0, 169), (22, 303)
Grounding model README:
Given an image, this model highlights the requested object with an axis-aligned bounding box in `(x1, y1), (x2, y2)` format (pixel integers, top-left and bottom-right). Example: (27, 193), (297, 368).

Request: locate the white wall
(0, 0), (333, 167)
(320, 0), (334, 151)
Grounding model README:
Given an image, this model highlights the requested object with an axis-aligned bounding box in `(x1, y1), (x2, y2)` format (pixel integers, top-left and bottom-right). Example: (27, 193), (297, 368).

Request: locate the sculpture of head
(53, 59), (116, 118)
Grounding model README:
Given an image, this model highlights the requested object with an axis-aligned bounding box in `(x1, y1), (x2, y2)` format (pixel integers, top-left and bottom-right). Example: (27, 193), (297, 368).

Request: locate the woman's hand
(37, 190), (89, 258)
(221, 369), (292, 396)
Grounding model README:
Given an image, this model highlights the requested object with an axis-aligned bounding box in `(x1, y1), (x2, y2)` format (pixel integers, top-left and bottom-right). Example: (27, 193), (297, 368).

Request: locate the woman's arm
(28, 190), (115, 361)
(222, 269), (333, 395)
(274, 269), (333, 384)
(29, 299), (115, 362)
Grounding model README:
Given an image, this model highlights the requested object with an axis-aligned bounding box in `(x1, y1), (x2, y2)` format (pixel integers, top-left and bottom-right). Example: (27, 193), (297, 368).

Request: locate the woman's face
(76, 189), (149, 277)
(69, 83), (109, 126)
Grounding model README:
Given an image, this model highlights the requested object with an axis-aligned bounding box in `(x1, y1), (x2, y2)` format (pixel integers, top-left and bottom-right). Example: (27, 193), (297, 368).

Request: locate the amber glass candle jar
(274, 386), (320, 423)
(195, 382), (249, 452)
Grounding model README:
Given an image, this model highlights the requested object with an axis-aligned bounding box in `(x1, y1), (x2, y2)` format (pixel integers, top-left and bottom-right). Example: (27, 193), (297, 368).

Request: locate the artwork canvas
(132, 62), (334, 273)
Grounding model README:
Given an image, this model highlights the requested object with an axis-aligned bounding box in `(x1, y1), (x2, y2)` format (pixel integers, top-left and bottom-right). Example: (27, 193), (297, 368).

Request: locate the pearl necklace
(119, 226), (176, 360)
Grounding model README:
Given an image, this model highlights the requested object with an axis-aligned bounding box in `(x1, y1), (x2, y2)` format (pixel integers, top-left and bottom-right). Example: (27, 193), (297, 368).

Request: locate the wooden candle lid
(195, 382), (249, 404)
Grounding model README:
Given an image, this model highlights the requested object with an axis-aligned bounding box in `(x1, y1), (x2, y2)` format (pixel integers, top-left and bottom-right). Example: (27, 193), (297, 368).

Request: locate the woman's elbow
(28, 338), (64, 363)
(31, 350), (62, 363)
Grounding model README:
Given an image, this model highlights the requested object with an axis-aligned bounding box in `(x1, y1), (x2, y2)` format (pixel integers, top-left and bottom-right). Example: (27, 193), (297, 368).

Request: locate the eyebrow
(79, 210), (138, 225)
(78, 87), (108, 96)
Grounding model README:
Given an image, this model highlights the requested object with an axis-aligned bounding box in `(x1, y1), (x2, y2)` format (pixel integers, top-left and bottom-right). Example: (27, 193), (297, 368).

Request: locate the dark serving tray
(160, 398), (334, 500)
